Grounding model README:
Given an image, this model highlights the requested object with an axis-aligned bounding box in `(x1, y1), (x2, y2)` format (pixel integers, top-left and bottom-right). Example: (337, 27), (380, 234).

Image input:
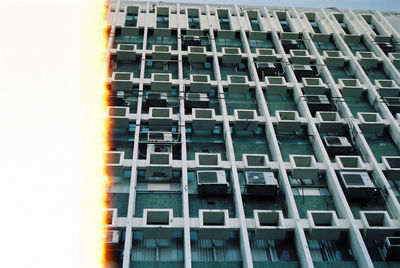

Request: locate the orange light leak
(0, 0), (109, 268)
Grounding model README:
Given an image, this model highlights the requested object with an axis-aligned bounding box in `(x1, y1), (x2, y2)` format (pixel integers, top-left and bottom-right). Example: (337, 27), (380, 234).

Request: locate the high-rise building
(103, 1), (400, 267)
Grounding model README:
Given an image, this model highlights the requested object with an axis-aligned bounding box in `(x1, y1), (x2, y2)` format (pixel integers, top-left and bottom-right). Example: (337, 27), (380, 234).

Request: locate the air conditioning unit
(104, 230), (120, 244)
(147, 132), (173, 143)
(338, 171), (377, 199)
(323, 136), (352, 155)
(304, 95), (331, 114)
(383, 237), (400, 261)
(281, 40), (299, 51)
(244, 171), (279, 196)
(185, 93), (209, 109)
(145, 92), (168, 107)
(377, 42), (394, 54)
(256, 62), (278, 78)
(196, 170), (228, 195)
(383, 97), (400, 115)
(292, 65), (314, 79)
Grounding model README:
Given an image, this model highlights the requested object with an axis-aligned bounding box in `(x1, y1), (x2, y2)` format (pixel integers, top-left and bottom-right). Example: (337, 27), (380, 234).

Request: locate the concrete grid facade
(103, 1), (400, 267)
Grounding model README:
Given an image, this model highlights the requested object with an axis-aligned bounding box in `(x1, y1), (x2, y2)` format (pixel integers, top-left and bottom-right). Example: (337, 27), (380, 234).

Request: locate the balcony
(198, 209), (230, 240)
(323, 50), (345, 67)
(276, 110), (301, 132)
(335, 155), (365, 171)
(104, 151), (124, 177)
(375, 79), (399, 97)
(302, 78), (326, 95)
(388, 52), (400, 68)
(316, 111), (342, 133)
(243, 154), (269, 171)
(307, 210), (341, 240)
(357, 112), (385, 135)
(234, 109), (258, 131)
(360, 211), (395, 240)
(339, 79), (363, 97)
(152, 45), (171, 61)
(382, 156), (400, 180)
(290, 155), (318, 180)
(151, 73), (172, 91)
(256, 48), (277, 62)
(265, 76), (287, 95)
(192, 108), (216, 130)
(188, 46), (206, 63)
(356, 51), (378, 69)
(289, 49), (311, 65)
(149, 107), (173, 127)
(111, 72), (133, 91)
(106, 106), (129, 128)
(142, 209), (173, 239)
(190, 74), (211, 93)
(227, 75), (249, 94)
(116, 44), (136, 60)
(195, 153), (222, 169)
(222, 47), (241, 64)
(254, 210), (287, 240)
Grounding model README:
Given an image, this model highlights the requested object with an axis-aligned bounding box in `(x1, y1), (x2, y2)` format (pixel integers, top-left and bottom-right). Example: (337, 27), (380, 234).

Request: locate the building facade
(103, 1), (400, 267)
